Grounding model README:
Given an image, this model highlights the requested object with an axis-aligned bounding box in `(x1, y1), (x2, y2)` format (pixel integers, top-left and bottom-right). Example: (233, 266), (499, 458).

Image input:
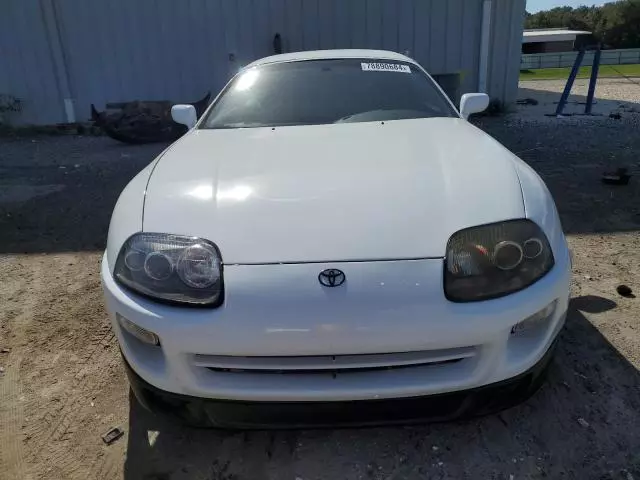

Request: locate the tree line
(525, 0), (640, 49)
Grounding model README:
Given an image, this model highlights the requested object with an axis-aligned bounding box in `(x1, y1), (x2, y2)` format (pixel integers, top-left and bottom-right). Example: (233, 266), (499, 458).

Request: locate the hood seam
(141, 140), (184, 231)
(512, 161), (528, 218)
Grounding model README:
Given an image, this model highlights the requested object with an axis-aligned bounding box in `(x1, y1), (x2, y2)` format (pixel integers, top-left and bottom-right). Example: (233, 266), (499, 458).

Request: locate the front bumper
(102, 247), (571, 404)
(125, 340), (556, 428)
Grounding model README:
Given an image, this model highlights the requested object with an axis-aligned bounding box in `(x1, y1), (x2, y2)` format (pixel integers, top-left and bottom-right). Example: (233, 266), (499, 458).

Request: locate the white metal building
(0, 0), (526, 125)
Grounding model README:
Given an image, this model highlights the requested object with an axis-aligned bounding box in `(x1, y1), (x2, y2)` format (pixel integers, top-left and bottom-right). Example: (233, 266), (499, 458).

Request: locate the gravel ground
(516, 77), (640, 123)
(1, 80), (639, 480)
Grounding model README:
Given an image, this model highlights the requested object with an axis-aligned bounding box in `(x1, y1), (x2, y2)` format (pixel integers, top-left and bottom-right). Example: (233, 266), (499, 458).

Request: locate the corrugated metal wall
(488, 0), (527, 107)
(0, 0), (525, 125)
(0, 1), (64, 124)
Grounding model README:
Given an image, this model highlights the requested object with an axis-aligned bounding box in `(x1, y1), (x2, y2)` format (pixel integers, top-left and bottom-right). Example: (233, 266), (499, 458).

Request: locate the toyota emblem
(318, 269), (346, 287)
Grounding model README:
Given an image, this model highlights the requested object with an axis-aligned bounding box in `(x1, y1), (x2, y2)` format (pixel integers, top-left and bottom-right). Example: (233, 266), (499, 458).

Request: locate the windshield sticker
(361, 62), (411, 73)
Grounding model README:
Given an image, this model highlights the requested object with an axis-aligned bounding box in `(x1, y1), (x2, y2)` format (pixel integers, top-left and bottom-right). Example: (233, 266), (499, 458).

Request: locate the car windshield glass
(200, 58), (457, 129)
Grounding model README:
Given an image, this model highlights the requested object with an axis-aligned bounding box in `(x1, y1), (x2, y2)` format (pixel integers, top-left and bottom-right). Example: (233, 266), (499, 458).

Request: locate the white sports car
(101, 49), (571, 428)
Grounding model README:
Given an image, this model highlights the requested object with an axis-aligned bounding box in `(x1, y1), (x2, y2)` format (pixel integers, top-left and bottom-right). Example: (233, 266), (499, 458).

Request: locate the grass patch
(520, 63), (640, 81)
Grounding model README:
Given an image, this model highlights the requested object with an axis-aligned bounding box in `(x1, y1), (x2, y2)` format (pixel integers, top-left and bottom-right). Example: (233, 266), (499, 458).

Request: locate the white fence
(521, 48), (640, 70)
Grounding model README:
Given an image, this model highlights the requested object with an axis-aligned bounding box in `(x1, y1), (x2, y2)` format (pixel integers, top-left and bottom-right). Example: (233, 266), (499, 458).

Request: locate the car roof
(245, 49), (418, 69)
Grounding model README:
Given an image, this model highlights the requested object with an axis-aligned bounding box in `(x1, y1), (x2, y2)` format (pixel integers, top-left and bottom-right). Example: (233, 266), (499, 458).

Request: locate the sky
(527, 0), (607, 12)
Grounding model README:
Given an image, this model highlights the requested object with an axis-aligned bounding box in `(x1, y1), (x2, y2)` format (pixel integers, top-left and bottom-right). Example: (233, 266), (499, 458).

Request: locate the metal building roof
(523, 28), (592, 44)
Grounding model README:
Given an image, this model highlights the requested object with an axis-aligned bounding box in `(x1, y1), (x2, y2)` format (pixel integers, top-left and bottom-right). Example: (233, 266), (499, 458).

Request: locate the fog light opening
(118, 314), (160, 346)
(511, 300), (557, 336)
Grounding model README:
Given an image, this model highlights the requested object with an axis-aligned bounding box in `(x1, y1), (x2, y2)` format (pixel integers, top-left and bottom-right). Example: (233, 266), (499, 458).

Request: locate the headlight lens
(114, 233), (223, 306)
(444, 220), (554, 302)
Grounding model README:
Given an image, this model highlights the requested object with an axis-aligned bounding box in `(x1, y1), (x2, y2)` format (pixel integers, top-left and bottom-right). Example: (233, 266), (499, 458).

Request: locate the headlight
(444, 220), (554, 302)
(114, 233), (223, 306)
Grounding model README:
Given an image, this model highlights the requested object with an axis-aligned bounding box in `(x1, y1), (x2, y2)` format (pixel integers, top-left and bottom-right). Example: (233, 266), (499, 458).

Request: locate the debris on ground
(609, 112), (622, 120)
(577, 417), (590, 428)
(517, 97), (539, 106)
(616, 285), (634, 297)
(0, 347), (9, 353)
(101, 426), (125, 445)
(91, 93), (210, 144)
(602, 167), (631, 186)
(147, 430), (160, 447)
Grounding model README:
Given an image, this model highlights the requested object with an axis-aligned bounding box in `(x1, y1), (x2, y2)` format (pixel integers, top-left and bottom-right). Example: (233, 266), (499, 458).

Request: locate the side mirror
(459, 93), (490, 120)
(171, 104), (197, 128)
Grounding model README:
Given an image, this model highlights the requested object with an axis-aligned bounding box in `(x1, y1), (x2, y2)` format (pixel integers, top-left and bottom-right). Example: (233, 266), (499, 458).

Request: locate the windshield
(200, 58), (457, 129)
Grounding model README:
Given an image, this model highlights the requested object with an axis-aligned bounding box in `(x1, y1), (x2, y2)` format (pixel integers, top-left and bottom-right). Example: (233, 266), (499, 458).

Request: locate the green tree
(524, 0), (640, 49)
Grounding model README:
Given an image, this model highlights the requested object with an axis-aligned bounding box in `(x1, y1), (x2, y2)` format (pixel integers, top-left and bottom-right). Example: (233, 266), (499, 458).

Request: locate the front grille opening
(205, 357), (465, 376)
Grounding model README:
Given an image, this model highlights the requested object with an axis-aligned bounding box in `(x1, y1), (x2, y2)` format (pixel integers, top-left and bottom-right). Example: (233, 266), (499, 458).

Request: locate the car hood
(143, 118), (525, 264)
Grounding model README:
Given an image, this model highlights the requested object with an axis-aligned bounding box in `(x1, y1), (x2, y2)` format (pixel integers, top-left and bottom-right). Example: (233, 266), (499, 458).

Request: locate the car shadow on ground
(123, 296), (640, 480)
(0, 137), (168, 254)
(474, 88), (640, 236)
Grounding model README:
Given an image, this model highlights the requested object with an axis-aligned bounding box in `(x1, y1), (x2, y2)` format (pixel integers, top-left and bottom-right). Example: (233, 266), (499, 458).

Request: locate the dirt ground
(1, 83), (640, 480)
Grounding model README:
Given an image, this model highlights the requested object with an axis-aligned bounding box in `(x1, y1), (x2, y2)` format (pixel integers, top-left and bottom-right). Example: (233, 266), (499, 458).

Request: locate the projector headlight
(114, 233), (223, 306)
(444, 220), (554, 302)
